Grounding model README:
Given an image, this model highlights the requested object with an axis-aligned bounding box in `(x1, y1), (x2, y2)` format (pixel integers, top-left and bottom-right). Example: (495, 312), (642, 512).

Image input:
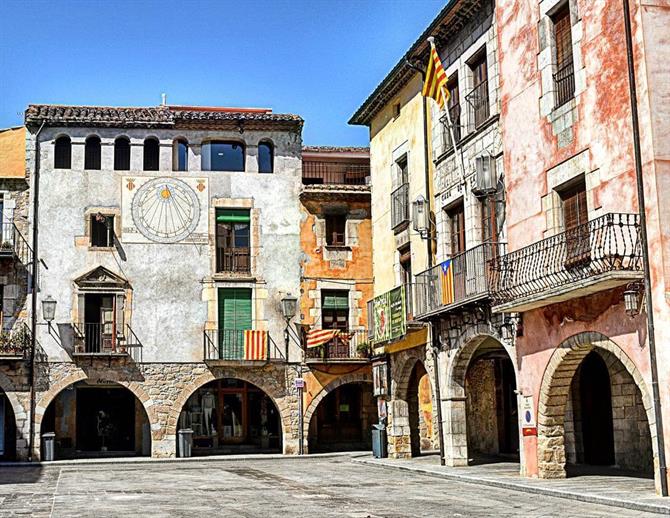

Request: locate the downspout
(622, 0), (668, 496)
(28, 120), (45, 462)
(406, 58), (446, 466)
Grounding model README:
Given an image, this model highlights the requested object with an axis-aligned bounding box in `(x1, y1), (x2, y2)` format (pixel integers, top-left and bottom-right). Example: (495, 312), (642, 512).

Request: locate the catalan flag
(243, 330), (267, 360)
(306, 328), (340, 349)
(422, 38), (449, 109)
(440, 259), (455, 306)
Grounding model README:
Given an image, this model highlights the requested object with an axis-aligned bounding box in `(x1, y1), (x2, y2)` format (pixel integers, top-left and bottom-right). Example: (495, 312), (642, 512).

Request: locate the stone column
(442, 396), (468, 466)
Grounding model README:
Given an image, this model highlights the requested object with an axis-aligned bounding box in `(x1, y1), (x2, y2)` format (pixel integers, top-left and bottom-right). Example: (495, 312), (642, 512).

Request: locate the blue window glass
(174, 139), (188, 171)
(258, 142), (273, 173)
(203, 141), (245, 172)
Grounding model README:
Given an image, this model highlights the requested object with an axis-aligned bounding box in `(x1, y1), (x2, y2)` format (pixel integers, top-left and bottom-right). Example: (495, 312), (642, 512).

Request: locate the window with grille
(325, 214), (346, 246)
(447, 201), (466, 255)
(54, 136), (71, 169)
(467, 51), (489, 127)
(552, 4), (575, 107)
(84, 136), (101, 170)
(391, 156), (409, 228)
(446, 75), (461, 145)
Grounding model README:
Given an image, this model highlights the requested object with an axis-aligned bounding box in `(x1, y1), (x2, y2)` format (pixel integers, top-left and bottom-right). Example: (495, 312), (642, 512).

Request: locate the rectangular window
(322, 290), (349, 330)
(481, 195), (498, 244)
(560, 179), (590, 266)
(325, 214), (346, 246)
(399, 247), (413, 317)
(90, 215), (114, 248)
(202, 141), (245, 172)
(553, 5), (575, 107)
(447, 202), (466, 255)
(391, 156), (409, 228)
(468, 51), (489, 127)
(216, 209), (251, 273)
(218, 288), (252, 358)
(446, 75), (461, 145)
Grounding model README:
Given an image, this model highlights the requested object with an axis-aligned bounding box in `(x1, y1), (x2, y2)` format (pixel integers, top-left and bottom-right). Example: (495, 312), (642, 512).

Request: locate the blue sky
(0, 0), (445, 146)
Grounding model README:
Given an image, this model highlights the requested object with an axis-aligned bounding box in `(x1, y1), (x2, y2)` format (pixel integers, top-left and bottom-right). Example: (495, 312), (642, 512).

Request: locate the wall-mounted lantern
(624, 283), (644, 317)
(42, 295), (57, 323)
(281, 295), (298, 321)
(412, 195), (430, 239)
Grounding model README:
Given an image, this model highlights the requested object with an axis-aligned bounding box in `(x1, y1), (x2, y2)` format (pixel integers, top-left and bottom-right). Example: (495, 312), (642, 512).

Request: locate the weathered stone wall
(465, 359), (499, 455)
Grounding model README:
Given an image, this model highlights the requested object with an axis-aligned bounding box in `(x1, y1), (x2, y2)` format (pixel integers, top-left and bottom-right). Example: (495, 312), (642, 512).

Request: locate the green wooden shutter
(216, 209), (251, 223)
(218, 288), (252, 359)
(322, 290), (349, 309)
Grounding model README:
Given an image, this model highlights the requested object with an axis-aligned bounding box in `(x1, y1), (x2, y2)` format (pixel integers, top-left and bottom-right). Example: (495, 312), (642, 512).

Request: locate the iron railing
(391, 183), (410, 228)
(216, 247), (251, 273)
(73, 323), (142, 361)
(553, 60), (575, 108)
(0, 323), (30, 359)
(0, 222), (33, 266)
(414, 242), (504, 318)
(465, 80), (490, 128)
(490, 213), (642, 306)
(442, 103), (462, 151)
(302, 161), (369, 186)
(303, 329), (369, 361)
(203, 329), (285, 362)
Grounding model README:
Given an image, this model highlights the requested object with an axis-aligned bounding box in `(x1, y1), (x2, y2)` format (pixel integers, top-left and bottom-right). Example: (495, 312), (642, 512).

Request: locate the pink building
(494, 0), (670, 494)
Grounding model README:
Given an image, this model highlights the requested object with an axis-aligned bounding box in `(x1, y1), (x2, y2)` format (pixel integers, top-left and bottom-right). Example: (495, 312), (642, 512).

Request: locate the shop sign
(373, 361), (390, 397)
(377, 399), (387, 419)
(371, 285), (406, 345)
(294, 378), (305, 389)
(521, 395), (537, 436)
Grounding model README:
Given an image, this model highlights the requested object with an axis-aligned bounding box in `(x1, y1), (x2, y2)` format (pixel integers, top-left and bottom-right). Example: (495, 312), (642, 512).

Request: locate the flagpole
(440, 84), (467, 186)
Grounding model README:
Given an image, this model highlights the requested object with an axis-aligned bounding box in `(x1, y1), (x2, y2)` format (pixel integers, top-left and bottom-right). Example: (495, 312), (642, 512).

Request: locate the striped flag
(440, 259), (455, 305)
(306, 328), (340, 349)
(422, 38), (449, 109)
(243, 330), (267, 360)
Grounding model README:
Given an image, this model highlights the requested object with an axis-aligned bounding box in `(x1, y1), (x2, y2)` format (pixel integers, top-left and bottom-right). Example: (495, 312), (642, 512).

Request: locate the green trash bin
(371, 424), (387, 458)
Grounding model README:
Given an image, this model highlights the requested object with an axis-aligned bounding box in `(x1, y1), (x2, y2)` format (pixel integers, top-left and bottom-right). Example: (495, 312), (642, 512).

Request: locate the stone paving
(0, 455), (665, 517)
(354, 453), (670, 515)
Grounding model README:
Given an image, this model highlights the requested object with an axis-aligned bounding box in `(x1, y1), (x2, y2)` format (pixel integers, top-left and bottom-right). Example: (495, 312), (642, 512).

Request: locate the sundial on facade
(131, 177), (200, 243)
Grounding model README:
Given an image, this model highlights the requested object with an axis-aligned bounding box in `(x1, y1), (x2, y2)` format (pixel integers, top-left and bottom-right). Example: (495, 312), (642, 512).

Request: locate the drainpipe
(622, 0), (668, 497)
(28, 120), (45, 462)
(405, 58), (445, 465)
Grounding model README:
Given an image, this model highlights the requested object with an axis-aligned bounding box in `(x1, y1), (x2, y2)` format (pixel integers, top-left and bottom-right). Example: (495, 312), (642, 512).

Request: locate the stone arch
(392, 346), (432, 400)
(536, 331), (657, 481)
(302, 372), (372, 437)
(167, 369), (293, 446)
(441, 333), (519, 467)
(34, 371), (158, 443)
(0, 371), (25, 425)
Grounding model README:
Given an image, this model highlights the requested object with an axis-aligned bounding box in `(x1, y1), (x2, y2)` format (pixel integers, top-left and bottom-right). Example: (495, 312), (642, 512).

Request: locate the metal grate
(391, 184), (410, 228)
(465, 79), (490, 128)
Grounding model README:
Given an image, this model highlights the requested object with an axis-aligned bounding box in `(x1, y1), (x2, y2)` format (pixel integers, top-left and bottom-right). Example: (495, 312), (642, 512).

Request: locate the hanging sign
(294, 378), (305, 389)
(521, 395), (537, 436)
(371, 285), (407, 345)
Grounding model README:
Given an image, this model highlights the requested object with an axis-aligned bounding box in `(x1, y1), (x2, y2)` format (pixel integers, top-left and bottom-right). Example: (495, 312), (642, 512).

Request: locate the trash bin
(371, 423), (387, 459)
(177, 428), (193, 458)
(42, 432), (56, 461)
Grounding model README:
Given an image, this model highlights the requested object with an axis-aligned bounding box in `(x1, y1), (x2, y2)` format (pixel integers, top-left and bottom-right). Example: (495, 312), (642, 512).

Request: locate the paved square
(0, 456), (660, 517)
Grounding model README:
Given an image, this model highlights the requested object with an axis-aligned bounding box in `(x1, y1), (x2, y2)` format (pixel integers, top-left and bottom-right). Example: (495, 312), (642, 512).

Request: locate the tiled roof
(349, 0), (482, 126)
(24, 104), (303, 130)
(302, 146), (369, 154)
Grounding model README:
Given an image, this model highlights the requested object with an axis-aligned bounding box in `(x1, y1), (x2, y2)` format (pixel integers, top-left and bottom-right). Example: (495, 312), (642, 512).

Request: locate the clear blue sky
(0, 0), (445, 146)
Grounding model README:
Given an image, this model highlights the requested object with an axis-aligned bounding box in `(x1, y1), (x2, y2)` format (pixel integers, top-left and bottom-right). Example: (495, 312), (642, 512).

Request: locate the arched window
(258, 141), (274, 174)
(84, 135), (101, 170)
(173, 138), (188, 172)
(143, 137), (160, 171)
(114, 137), (131, 170)
(201, 141), (245, 172)
(54, 136), (71, 169)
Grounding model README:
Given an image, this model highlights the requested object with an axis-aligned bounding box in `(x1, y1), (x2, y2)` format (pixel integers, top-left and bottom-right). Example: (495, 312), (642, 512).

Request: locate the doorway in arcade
(179, 378), (281, 455)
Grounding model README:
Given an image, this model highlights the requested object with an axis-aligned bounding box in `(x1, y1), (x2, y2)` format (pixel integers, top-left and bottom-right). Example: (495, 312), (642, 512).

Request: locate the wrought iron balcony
(302, 161), (369, 186)
(0, 324), (30, 360)
(391, 183), (410, 229)
(465, 80), (490, 128)
(303, 329), (369, 363)
(203, 329), (285, 363)
(490, 213), (642, 312)
(441, 103), (462, 152)
(73, 322), (142, 361)
(553, 60), (575, 109)
(0, 222), (33, 266)
(216, 247), (251, 274)
(414, 242), (504, 319)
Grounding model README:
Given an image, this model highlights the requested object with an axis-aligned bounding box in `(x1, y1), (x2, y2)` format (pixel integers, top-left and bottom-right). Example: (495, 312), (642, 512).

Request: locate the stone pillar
(442, 396), (468, 466)
(387, 399), (411, 458)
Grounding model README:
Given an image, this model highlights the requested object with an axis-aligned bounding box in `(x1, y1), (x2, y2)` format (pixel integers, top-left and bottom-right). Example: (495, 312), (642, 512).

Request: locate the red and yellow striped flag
(422, 39), (449, 109)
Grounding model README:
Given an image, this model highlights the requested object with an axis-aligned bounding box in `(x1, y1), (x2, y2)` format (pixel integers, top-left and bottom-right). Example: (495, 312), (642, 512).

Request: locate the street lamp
(281, 295), (297, 321)
(624, 283), (643, 318)
(42, 296), (57, 324)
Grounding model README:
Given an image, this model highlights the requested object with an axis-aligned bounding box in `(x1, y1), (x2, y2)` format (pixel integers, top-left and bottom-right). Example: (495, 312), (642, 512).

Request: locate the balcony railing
(203, 329), (285, 362)
(490, 213), (642, 311)
(0, 324), (30, 359)
(216, 247), (251, 273)
(303, 329), (369, 362)
(391, 183), (410, 228)
(414, 242), (504, 319)
(0, 222), (33, 266)
(465, 80), (490, 128)
(441, 103), (462, 151)
(73, 323), (142, 361)
(553, 60), (575, 109)
(302, 161), (370, 186)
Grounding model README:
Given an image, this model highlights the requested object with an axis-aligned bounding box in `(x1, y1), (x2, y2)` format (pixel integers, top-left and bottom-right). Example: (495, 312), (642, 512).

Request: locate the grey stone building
(1, 104), (309, 459)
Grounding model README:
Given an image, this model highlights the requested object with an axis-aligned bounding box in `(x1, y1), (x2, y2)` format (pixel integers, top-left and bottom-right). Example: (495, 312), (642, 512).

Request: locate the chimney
(161, 93), (167, 106)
